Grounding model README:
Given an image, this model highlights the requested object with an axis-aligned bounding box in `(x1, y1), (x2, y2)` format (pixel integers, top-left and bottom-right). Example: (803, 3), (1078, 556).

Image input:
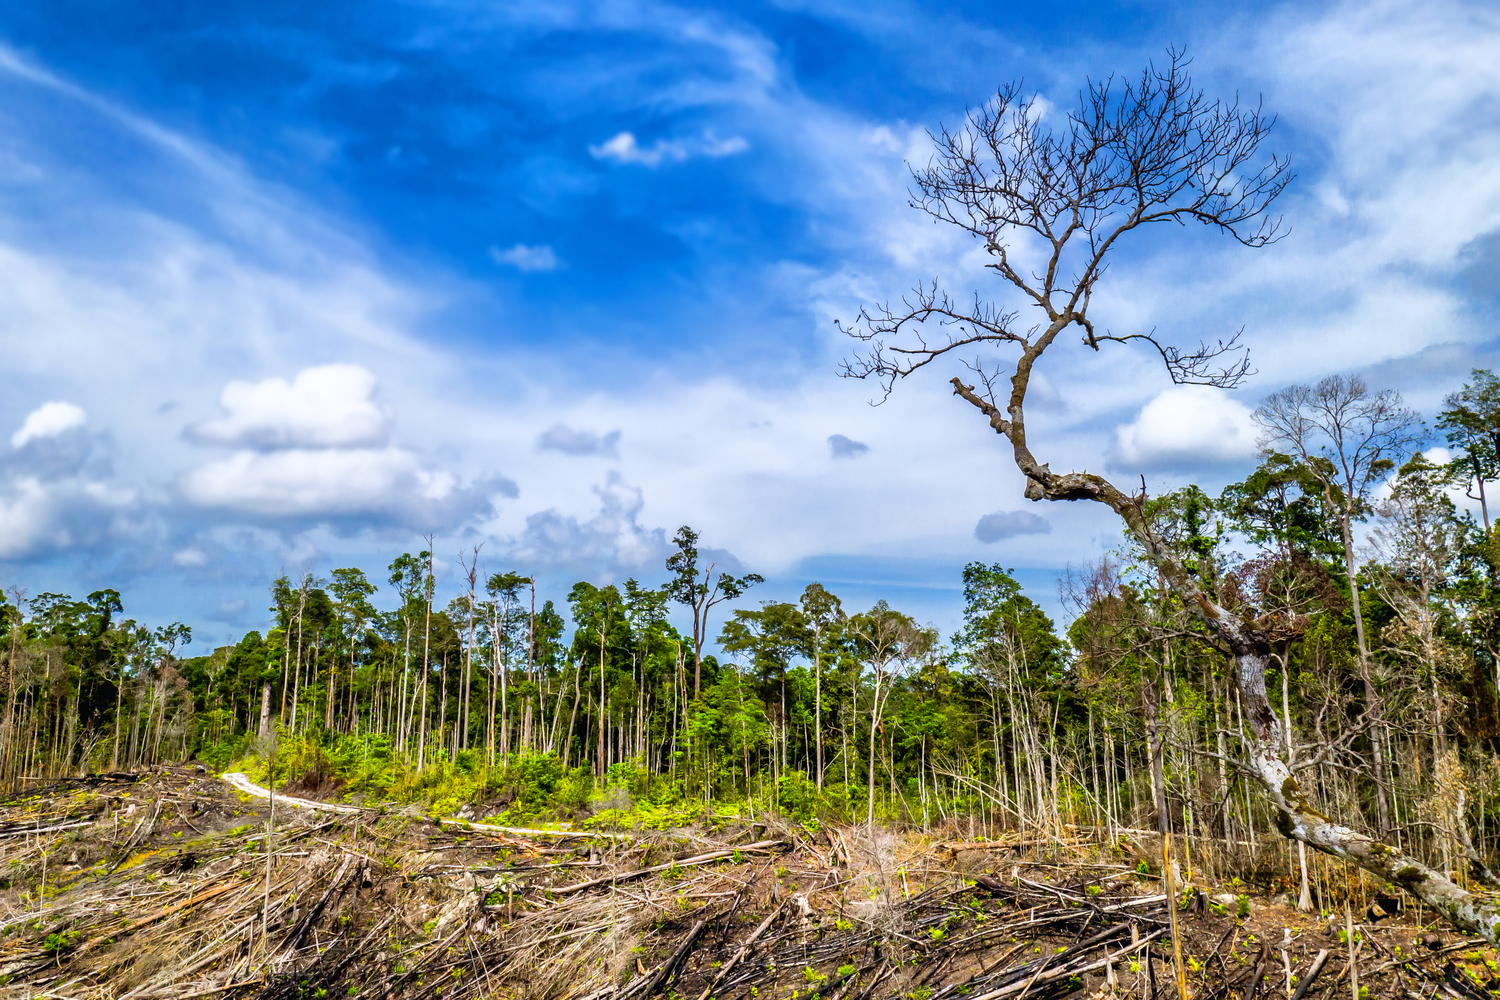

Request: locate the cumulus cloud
(188, 364), (388, 449)
(1110, 386), (1259, 470)
(538, 424), (621, 457)
(0, 425), (137, 559)
(974, 510), (1051, 543)
(505, 473), (671, 580)
(11, 401), (86, 448)
(828, 434), (870, 459)
(589, 130), (749, 167)
(182, 365), (516, 527)
(490, 243), (561, 272)
(182, 447), (440, 516)
(181, 446), (515, 525)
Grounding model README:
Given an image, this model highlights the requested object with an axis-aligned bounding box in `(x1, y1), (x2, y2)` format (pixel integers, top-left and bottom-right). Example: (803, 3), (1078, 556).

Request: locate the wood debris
(1, 767), (1497, 1000)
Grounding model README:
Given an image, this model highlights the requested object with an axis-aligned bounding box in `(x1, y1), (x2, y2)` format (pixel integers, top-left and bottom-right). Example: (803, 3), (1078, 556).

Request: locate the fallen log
(1289, 949), (1331, 1000)
(966, 927), (1168, 1000)
(634, 912), (716, 998)
(694, 900), (787, 1000)
(551, 840), (785, 895)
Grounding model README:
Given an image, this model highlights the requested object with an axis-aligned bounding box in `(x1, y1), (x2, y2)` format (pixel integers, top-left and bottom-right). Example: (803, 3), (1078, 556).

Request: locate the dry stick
(118, 914), (261, 1000)
(149, 978), (264, 999)
(968, 928), (1168, 1000)
(693, 900), (788, 1000)
(1244, 941), (1274, 1000)
(1162, 833), (1190, 1000)
(0, 819), (91, 837)
(281, 856), (355, 955)
(1289, 950), (1331, 1000)
(1345, 903), (1358, 1000)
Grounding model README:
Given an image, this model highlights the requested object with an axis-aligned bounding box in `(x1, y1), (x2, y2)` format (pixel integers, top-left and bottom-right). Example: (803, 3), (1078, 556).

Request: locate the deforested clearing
(6, 766), (1497, 1000)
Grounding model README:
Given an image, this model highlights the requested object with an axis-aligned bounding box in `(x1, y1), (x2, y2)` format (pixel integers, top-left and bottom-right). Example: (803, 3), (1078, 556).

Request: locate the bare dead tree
(840, 49), (1500, 942)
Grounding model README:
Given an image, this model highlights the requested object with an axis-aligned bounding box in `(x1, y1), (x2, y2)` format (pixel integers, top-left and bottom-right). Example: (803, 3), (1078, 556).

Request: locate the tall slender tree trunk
(562, 662), (582, 770)
(1145, 675), (1170, 835)
(258, 681), (272, 739)
(487, 609), (499, 765)
(1339, 513), (1391, 832)
(867, 670), (882, 829)
(813, 626), (823, 788)
(417, 548), (434, 771)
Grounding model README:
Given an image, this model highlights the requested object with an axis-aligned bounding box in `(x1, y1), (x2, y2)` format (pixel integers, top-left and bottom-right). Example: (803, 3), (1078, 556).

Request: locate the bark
(1283, 658), (1314, 911)
(1145, 677), (1170, 834)
(258, 680), (272, 739)
(1337, 513), (1391, 832)
(417, 547), (434, 771)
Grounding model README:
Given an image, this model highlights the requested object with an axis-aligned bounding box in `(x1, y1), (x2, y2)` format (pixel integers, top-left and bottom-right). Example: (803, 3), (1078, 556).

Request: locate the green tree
(664, 526), (763, 696)
(800, 582), (845, 788)
(1438, 368), (1500, 533)
(848, 601), (934, 827)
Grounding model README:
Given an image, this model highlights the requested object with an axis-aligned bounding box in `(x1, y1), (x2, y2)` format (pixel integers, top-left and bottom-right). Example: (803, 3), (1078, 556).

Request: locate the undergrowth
(207, 726), (899, 831)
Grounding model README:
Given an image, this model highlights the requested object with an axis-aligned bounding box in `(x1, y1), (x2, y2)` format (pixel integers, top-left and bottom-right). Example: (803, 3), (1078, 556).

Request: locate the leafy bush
(603, 758), (650, 798)
(198, 733), (251, 773)
(776, 771), (820, 825)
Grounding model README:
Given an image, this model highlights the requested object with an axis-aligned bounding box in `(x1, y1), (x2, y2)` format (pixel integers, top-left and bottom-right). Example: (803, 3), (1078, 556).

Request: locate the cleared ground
(0, 767), (1495, 1000)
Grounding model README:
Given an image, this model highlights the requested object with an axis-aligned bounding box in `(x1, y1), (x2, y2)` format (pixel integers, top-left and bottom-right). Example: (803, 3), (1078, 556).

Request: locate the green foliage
(775, 771), (821, 825)
(41, 930), (81, 954)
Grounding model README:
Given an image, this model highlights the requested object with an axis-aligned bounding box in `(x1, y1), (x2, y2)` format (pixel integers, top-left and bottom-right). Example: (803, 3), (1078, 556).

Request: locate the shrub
(776, 771), (820, 826)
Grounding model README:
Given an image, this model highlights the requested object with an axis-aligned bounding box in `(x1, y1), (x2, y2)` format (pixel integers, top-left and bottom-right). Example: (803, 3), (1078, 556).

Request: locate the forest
(6, 368), (1500, 917)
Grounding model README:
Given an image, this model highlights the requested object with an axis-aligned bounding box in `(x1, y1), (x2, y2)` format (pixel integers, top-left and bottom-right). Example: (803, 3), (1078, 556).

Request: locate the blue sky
(1, 0), (1498, 649)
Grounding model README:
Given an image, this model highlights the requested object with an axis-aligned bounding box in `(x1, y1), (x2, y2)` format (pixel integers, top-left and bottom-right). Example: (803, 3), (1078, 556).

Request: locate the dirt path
(221, 771), (361, 814)
(219, 770), (626, 839)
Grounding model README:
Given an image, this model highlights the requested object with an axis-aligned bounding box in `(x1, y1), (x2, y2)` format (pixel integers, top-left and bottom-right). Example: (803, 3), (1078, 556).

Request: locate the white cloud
(0, 433), (137, 560)
(181, 364), (516, 525)
(181, 446), (459, 518)
(701, 132), (750, 157)
(503, 473), (670, 581)
(1110, 386), (1259, 470)
(591, 131), (683, 166)
(189, 364), (387, 449)
(490, 243), (561, 272)
(589, 130), (749, 167)
(11, 401), (85, 448)
(173, 547), (207, 566)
